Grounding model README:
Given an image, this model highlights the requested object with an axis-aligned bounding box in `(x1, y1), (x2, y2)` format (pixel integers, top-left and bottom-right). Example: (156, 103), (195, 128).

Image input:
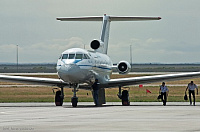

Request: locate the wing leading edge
(0, 75), (69, 87)
(0, 75), (92, 89)
(103, 72), (200, 88)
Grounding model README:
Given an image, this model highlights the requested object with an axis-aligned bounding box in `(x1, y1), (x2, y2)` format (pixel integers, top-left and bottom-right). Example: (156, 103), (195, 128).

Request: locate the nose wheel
(71, 97), (78, 107)
(71, 84), (79, 107)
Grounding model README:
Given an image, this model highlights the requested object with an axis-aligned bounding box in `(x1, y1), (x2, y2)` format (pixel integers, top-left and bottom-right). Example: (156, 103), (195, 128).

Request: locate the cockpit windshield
(61, 53), (90, 60)
(68, 54), (75, 59)
(62, 54), (68, 59)
(75, 54), (83, 59)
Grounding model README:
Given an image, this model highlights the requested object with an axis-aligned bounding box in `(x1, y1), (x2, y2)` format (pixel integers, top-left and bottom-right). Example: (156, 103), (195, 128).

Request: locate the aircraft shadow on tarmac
(0, 105), (55, 108)
(0, 103), (198, 108)
(63, 104), (199, 108)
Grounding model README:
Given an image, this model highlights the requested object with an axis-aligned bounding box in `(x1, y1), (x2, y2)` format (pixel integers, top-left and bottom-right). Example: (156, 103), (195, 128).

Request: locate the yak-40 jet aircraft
(1, 14), (200, 107)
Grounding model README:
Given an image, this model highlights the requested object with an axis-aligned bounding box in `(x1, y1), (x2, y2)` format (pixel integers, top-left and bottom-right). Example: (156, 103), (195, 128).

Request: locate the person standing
(159, 82), (169, 106)
(185, 81), (198, 106)
(92, 79), (100, 106)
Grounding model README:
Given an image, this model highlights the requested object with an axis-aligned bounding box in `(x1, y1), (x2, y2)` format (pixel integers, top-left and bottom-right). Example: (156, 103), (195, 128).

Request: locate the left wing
(102, 72), (200, 88)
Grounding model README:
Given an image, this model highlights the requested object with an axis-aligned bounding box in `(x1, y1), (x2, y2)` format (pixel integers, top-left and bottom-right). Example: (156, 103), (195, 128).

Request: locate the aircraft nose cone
(60, 64), (79, 73)
(57, 64), (82, 83)
(64, 64), (74, 71)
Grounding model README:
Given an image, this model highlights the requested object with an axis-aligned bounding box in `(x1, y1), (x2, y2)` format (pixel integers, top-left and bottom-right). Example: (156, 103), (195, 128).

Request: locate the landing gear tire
(55, 91), (63, 106)
(71, 97), (78, 107)
(121, 90), (130, 106)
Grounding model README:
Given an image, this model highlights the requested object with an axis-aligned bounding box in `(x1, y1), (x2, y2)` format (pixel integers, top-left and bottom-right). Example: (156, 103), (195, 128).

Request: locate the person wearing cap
(185, 81), (198, 106)
(159, 82), (169, 106)
(92, 79), (100, 106)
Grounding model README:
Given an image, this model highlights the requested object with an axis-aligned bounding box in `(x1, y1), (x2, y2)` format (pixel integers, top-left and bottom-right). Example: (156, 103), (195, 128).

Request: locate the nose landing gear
(71, 84), (79, 107)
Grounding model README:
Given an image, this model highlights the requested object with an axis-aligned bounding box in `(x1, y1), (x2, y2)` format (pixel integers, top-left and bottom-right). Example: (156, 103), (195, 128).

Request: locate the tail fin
(100, 14), (110, 54)
(57, 15), (161, 54)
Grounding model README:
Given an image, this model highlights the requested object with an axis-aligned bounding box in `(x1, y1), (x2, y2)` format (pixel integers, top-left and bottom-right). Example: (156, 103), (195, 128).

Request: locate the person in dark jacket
(92, 79), (100, 106)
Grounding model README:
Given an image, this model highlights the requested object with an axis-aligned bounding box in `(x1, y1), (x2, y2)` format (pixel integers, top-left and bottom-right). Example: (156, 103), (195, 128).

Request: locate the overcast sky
(0, 0), (200, 64)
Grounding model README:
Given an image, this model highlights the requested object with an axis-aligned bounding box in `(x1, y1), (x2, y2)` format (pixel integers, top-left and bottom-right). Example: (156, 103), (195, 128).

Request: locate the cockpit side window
(83, 54), (90, 59)
(75, 54), (83, 59)
(62, 54), (68, 59)
(69, 54), (75, 59)
(59, 55), (62, 59)
(83, 54), (87, 59)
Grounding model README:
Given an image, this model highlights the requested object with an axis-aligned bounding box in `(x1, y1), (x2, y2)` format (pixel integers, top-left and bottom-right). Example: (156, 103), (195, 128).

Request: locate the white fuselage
(56, 48), (113, 85)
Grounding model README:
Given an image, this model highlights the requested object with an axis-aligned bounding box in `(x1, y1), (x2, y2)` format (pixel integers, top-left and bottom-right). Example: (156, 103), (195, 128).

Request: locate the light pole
(17, 45), (18, 73)
(130, 45), (132, 71)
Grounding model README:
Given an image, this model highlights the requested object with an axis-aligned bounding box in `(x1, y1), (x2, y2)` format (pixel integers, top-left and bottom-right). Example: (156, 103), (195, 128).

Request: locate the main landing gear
(71, 84), (79, 107)
(53, 87), (64, 106)
(118, 86), (130, 106)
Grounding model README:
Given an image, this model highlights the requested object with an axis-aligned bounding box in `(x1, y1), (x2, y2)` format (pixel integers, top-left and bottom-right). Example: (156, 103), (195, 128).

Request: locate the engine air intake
(91, 40), (100, 49)
(117, 61), (131, 74)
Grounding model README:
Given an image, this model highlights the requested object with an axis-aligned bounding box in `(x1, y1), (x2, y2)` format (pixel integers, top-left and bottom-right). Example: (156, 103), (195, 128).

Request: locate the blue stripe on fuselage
(74, 59), (82, 64)
(78, 65), (112, 70)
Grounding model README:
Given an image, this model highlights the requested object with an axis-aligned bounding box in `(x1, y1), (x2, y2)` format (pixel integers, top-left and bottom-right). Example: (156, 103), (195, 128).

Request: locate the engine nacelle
(117, 61), (131, 74)
(90, 39), (103, 50)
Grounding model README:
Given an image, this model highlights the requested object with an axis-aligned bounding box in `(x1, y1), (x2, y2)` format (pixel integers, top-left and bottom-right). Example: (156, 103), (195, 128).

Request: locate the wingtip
(56, 18), (61, 21)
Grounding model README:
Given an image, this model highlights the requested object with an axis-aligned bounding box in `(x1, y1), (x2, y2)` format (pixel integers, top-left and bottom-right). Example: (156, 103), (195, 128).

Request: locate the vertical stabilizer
(100, 14), (110, 54)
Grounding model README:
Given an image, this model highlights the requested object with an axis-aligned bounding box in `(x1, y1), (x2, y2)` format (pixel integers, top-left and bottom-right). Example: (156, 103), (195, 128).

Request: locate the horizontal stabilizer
(110, 16), (161, 21)
(57, 16), (161, 21)
(57, 17), (103, 21)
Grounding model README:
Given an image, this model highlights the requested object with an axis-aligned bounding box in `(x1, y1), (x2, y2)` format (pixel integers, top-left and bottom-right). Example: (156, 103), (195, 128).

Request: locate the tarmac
(0, 102), (200, 132)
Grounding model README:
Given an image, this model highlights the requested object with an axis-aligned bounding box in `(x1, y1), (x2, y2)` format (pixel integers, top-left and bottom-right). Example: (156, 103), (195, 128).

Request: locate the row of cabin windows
(60, 54), (90, 60)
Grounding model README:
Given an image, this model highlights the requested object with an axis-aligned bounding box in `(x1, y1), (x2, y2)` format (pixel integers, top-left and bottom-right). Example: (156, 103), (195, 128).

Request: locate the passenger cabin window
(76, 54), (83, 59)
(62, 54), (68, 59)
(69, 54), (75, 59)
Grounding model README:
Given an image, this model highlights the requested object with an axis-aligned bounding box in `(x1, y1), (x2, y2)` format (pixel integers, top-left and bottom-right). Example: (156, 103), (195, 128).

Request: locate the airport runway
(0, 102), (200, 132)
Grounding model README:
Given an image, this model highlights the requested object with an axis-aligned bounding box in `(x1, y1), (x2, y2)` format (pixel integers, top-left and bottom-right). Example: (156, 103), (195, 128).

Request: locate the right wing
(0, 74), (69, 87)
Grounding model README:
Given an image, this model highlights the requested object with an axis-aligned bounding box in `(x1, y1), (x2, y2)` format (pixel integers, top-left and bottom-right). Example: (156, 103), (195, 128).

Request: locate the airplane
(1, 14), (200, 107)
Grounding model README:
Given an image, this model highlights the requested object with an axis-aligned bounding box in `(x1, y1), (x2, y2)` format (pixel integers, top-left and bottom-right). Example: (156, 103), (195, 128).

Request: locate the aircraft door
(92, 55), (98, 70)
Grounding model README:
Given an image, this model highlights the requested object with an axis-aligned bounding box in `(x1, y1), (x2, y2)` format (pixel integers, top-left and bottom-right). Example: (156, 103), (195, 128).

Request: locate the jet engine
(90, 39), (103, 50)
(117, 61), (131, 74)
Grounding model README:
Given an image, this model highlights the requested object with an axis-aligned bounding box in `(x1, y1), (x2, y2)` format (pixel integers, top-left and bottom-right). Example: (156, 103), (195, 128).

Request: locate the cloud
(108, 37), (166, 63)
(28, 37), (84, 52)
(0, 37), (84, 63)
(0, 44), (18, 62)
(0, 44), (17, 50)
(108, 37), (200, 63)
